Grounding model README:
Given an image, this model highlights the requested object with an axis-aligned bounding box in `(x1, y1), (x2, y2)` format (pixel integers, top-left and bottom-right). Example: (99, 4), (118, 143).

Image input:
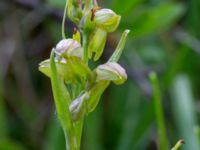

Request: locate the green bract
(88, 28), (107, 61)
(38, 0), (130, 149)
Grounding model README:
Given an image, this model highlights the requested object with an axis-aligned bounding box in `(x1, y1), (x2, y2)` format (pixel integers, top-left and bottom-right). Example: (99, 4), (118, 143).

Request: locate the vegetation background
(0, 0), (200, 149)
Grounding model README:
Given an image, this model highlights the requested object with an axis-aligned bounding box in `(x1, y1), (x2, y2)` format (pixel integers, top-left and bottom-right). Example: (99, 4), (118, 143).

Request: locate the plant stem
(149, 72), (169, 150)
(62, 0), (68, 39)
(83, 32), (89, 64)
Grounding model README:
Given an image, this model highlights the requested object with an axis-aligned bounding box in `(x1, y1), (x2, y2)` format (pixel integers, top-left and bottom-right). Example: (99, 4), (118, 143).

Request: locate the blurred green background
(0, 0), (200, 149)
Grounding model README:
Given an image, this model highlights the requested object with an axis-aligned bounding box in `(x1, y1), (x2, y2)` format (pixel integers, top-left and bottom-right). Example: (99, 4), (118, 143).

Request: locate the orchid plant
(39, 0), (129, 149)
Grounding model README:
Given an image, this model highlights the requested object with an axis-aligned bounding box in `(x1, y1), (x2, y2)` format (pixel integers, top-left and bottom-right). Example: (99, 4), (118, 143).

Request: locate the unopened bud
(70, 93), (89, 121)
(94, 8), (121, 32)
(55, 39), (83, 59)
(88, 28), (107, 61)
(95, 62), (127, 84)
(68, 0), (83, 24)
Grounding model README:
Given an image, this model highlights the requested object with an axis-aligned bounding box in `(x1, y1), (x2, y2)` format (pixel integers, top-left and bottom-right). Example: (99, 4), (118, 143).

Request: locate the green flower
(94, 8), (121, 32)
(95, 62), (127, 85)
(55, 39), (83, 59)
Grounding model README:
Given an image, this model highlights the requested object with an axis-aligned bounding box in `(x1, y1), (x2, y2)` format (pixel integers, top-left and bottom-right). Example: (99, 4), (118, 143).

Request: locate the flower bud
(93, 8), (121, 32)
(68, 0), (83, 24)
(88, 28), (107, 61)
(55, 39), (83, 59)
(70, 93), (89, 122)
(95, 62), (127, 84)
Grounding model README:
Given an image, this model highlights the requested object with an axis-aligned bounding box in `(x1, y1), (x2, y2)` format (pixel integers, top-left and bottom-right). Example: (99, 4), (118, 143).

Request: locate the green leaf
(87, 81), (110, 113)
(109, 29), (130, 62)
(122, 2), (185, 37)
(112, 0), (145, 15)
(0, 140), (26, 150)
(149, 72), (169, 150)
(171, 75), (200, 150)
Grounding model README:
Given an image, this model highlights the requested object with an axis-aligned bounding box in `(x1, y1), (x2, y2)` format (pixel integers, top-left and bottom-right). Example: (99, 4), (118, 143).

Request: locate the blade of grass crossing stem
(50, 50), (77, 150)
(171, 75), (200, 150)
(149, 72), (169, 150)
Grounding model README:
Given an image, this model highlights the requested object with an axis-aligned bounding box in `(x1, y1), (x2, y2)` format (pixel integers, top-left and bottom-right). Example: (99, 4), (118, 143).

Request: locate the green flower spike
(38, 0), (130, 149)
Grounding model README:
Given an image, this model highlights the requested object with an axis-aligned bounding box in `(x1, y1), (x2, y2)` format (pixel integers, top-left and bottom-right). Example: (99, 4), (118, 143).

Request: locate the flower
(95, 62), (127, 84)
(55, 39), (83, 59)
(93, 8), (121, 32)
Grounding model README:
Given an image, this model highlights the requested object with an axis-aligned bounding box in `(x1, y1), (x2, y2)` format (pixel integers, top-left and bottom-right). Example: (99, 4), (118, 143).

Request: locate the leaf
(49, 50), (77, 149)
(121, 2), (185, 38)
(87, 81), (110, 113)
(0, 140), (26, 150)
(170, 75), (200, 150)
(109, 29), (130, 62)
(112, 0), (145, 15)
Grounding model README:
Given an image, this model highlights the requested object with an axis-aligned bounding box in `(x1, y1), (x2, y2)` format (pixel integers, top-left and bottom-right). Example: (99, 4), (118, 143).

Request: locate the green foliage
(118, 2), (185, 37)
(171, 75), (200, 150)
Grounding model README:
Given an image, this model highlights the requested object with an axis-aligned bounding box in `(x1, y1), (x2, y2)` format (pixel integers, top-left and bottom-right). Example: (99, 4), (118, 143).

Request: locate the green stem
(62, 0), (68, 39)
(83, 32), (89, 64)
(149, 72), (169, 150)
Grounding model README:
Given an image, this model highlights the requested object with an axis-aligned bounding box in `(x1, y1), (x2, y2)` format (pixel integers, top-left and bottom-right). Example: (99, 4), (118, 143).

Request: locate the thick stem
(83, 32), (89, 64)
